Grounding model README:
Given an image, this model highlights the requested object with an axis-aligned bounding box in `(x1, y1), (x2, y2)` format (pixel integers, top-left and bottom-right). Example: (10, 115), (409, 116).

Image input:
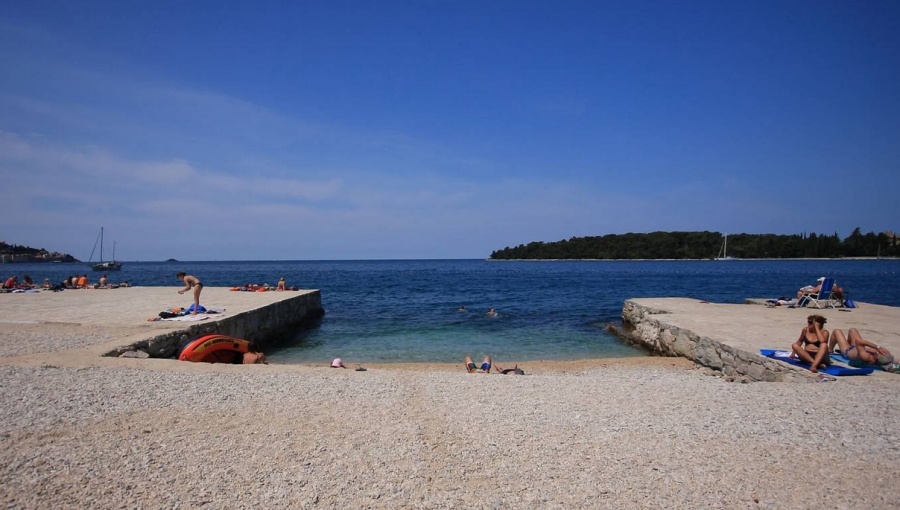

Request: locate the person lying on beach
(829, 328), (895, 369)
(497, 365), (526, 375)
(465, 355), (493, 373)
(464, 355), (525, 375)
(176, 272), (203, 315)
(790, 314), (831, 373)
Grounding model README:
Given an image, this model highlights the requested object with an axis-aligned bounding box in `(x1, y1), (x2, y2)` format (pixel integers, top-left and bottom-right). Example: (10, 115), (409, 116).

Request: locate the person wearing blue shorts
(465, 355), (493, 373)
(829, 328), (895, 369)
(464, 355), (525, 375)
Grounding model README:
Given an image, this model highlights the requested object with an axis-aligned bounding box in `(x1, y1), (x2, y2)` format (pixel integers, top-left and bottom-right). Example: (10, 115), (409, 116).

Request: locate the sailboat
(88, 227), (123, 271)
(716, 234), (734, 261)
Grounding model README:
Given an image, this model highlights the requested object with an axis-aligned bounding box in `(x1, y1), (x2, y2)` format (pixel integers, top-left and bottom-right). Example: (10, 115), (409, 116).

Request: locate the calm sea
(7, 259), (900, 363)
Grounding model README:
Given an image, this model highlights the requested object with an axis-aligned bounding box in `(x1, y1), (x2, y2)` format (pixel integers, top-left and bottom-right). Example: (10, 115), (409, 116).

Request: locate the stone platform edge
(106, 291), (325, 359)
(620, 299), (813, 383)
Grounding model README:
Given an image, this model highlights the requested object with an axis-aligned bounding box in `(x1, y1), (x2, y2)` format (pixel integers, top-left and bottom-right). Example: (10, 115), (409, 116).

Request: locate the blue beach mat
(760, 349), (874, 376)
(830, 352), (890, 372)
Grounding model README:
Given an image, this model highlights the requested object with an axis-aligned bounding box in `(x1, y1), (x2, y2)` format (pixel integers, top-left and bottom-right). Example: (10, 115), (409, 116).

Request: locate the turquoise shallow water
(10, 259), (900, 363)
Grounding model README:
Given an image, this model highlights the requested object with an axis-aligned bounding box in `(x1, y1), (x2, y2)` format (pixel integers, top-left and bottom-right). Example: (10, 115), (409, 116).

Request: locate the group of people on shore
(3, 275), (29, 290)
(328, 354), (526, 375)
(230, 277), (298, 292)
(791, 314), (899, 373)
(57, 273), (130, 290)
(2, 273), (130, 291)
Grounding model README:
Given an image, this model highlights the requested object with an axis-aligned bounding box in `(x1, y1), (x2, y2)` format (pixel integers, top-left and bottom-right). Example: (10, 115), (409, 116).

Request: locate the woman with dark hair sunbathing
(790, 314), (831, 373)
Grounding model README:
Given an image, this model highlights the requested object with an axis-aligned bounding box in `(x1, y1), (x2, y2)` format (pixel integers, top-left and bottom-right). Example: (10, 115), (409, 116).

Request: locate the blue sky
(1, 1), (898, 260)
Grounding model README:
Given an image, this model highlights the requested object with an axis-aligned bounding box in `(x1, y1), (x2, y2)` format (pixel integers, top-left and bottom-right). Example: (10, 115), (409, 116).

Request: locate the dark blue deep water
(8, 259), (900, 363)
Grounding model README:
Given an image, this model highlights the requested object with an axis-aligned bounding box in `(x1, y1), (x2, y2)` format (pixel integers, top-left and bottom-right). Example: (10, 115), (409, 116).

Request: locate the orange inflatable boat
(178, 334), (251, 363)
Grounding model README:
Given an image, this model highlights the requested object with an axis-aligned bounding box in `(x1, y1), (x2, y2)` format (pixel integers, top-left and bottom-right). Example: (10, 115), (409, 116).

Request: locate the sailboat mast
(100, 227), (104, 262)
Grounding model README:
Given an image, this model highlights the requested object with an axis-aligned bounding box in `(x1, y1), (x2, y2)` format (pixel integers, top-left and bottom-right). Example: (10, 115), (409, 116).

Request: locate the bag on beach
(843, 299), (857, 308)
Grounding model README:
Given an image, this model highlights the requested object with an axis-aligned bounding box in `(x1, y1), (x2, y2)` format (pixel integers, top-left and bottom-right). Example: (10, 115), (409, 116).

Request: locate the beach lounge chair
(799, 277), (841, 309)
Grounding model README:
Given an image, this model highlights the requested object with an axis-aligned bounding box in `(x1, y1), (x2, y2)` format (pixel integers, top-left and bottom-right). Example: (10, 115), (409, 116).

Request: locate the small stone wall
(106, 291), (325, 359)
(621, 300), (813, 382)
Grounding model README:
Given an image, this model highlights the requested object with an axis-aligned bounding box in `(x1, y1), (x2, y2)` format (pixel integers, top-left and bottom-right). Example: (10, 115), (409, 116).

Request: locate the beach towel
(760, 349), (873, 376)
(830, 352), (898, 373)
(178, 306), (225, 314)
(160, 315), (210, 322)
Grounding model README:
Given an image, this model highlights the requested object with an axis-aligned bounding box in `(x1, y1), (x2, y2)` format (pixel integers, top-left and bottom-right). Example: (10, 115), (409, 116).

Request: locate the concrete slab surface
(628, 297), (900, 379)
(0, 286), (317, 327)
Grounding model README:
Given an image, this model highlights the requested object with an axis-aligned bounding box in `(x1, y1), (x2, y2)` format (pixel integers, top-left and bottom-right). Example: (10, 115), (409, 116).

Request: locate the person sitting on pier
(797, 277), (844, 301)
(76, 274), (88, 288)
(829, 328), (897, 372)
(277, 277), (286, 291)
(790, 314), (831, 373)
(99, 273), (108, 287)
(22, 275), (34, 288)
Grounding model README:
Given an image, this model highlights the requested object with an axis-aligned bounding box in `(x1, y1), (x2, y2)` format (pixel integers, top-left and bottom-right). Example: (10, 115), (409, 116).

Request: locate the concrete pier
(0, 286), (323, 359)
(621, 297), (900, 382)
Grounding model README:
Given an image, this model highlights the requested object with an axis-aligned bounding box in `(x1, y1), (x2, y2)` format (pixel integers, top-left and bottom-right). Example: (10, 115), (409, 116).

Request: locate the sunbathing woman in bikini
(176, 272), (203, 315)
(790, 314), (830, 373)
(829, 328), (894, 367)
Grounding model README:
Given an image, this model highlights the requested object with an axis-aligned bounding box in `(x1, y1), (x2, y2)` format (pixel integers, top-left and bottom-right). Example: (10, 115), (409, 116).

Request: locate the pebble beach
(1, 322), (899, 509)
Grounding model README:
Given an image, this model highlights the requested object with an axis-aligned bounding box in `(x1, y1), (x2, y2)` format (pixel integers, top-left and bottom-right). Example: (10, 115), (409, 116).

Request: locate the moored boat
(88, 227), (122, 271)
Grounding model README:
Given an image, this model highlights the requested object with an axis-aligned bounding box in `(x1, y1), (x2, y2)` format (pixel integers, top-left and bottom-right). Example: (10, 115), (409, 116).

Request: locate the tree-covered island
(490, 229), (899, 260)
